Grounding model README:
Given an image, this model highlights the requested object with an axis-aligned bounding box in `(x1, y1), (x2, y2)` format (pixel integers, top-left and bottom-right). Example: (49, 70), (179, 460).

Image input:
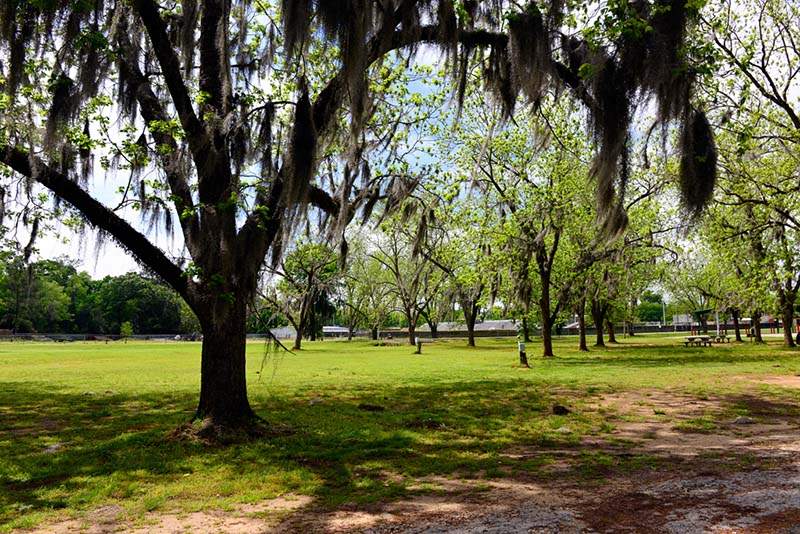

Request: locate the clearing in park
(3, 334), (800, 532)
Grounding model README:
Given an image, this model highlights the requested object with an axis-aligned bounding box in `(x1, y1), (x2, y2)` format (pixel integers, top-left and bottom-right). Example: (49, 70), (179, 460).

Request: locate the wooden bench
(684, 335), (712, 347)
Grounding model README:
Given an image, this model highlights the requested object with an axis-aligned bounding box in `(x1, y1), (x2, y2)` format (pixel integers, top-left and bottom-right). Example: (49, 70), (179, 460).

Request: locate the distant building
(269, 326), (296, 339)
(673, 314), (693, 326)
(417, 319), (519, 332)
(322, 325), (350, 338)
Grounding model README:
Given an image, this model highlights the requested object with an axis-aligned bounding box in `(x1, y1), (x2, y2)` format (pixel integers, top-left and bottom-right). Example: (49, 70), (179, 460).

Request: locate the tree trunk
(371, 327), (378, 340)
(699, 316), (708, 334)
(779, 291), (796, 347)
(538, 271), (554, 357)
(627, 320), (635, 336)
(293, 326), (302, 350)
(541, 315), (554, 357)
(732, 309), (742, 342)
(591, 299), (605, 347)
(753, 311), (764, 343)
(606, 319), (617, 343)
(522, 316), (532, 342)
(424, 314), (438, 339)
(309, 309), (318, 341)
(407, 315), (416, 345)
(578, 298), (588, 352)
(195, 298), (254, 427)
(464, 301), (478, 348)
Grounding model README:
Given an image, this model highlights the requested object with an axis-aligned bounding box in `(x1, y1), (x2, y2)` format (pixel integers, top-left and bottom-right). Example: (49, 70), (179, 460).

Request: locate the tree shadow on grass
(0, 383), (200, 517)
(3, 374), (800, 530)
(0, 378), (596, 527)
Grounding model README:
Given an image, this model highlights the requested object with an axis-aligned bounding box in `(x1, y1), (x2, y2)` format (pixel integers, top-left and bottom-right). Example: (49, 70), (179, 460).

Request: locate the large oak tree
(0, 0), (715, 436)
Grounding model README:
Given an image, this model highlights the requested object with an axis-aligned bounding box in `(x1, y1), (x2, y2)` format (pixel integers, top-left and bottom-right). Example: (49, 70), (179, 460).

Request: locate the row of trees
(261, 87), (677, 356)
(671, 0), (800, 346)
(0, 254), (199, 334)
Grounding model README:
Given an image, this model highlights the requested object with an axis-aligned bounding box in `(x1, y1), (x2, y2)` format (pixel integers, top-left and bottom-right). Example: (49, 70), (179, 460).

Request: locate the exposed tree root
(168, 414), (291, 445)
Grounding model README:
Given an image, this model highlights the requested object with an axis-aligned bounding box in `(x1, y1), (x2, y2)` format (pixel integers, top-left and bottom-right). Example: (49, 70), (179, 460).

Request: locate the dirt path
(30, 384), (800, 533)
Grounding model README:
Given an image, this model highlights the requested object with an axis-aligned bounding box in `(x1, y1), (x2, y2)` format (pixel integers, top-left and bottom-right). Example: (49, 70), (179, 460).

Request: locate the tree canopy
(0, 0), (723, 436)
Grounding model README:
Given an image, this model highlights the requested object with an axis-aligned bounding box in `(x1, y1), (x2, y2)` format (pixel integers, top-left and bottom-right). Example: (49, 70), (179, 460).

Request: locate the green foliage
(637, 302), (664, 322)
(264, 241), (340, 345)
(93, 273), (183, 335)
(119, 320), (133, 338)
(0, 256), (196, 334)
(696, 0), (800, 331)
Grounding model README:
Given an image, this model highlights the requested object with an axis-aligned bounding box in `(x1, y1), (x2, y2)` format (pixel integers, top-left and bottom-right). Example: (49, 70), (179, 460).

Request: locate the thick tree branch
(116, 38), (199, 254)
(307, 185), (339, 215)
(199, 0), (233, 113)
(0, 145), (188, 298)
(130, 0), (209, 155)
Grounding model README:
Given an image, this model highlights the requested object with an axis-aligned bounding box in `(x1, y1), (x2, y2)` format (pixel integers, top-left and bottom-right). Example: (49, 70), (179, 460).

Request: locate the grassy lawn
(2, 334), (799, 531)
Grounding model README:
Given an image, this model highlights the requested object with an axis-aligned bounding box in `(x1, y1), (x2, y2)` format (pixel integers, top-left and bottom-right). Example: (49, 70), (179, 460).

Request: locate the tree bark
(591, 298), (605, 347)
(578, 297), (588, 352)
(464, 300), (478, 347)
(699, 316), (709, 334)
(753, 311), (764, 343)
(195, 297), (254, 426)
(522, 316), (532, 342)
(538, 268), (555, 357)
(407, 313), (417, 345)
(423, 313), (438, 339)
(541, 316), (554, 357)
(606, 318), (617, 343)
(293, 328), (302, 350)
(732, 309), (742, 342)
(779, 291), (796, 347)
(539, 275), (555, 357)
(371, 327), (378, 340)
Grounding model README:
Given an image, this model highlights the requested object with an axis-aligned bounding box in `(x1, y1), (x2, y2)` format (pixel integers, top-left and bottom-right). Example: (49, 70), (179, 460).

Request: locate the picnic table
(684, 335), (712, 347)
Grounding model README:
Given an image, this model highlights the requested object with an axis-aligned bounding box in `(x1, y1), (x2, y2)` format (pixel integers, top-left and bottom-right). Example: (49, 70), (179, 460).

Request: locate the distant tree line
(0, 253), (199, 335)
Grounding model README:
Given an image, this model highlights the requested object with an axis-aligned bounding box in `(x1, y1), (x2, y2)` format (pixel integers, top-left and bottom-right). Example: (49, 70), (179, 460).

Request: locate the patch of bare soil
(30, 505), (123, 534)
(744, 375), (800, 389)
(278, 387), (800, 533)
(276, 478), (584, 533)
(30, 495), (312, 534)
(584, 388), (800, 459)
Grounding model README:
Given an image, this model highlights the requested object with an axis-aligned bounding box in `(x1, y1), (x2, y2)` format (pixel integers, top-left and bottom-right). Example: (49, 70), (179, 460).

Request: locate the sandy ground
(29, 379), (800, 533)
